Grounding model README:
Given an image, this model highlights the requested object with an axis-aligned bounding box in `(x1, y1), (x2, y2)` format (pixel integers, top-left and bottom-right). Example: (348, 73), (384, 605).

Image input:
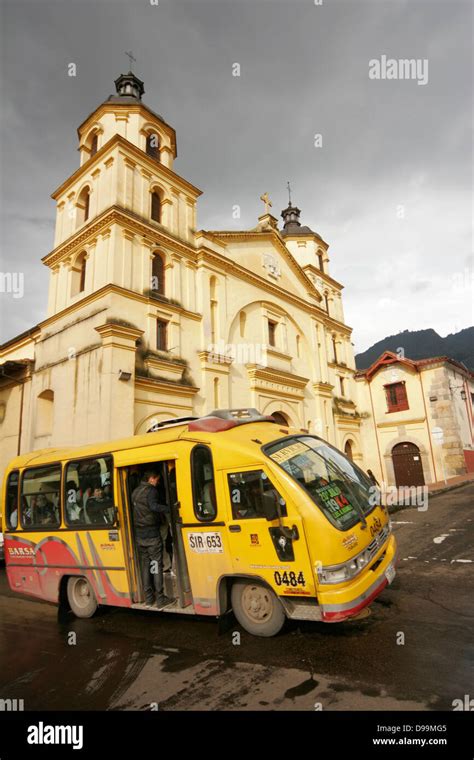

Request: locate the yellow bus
(1, 409), (397, 637)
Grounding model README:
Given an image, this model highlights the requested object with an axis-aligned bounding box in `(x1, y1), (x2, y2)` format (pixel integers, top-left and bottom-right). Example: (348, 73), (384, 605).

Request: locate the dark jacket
(132, 482), (169, 539)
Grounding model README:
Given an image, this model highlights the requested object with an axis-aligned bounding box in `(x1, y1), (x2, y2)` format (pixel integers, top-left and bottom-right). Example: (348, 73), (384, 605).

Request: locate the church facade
(0, 71), (363, 482)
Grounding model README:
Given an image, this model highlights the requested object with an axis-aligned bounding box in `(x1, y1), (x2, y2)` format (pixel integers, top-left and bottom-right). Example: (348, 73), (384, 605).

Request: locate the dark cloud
(1, 0), (472, 350)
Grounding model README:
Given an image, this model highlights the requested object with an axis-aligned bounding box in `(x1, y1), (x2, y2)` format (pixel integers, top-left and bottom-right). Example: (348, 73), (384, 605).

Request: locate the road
(0, 483), (473, 711)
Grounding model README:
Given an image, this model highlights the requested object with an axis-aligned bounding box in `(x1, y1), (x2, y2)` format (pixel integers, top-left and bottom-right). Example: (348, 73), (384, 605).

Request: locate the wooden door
(392, 442), (425, 487)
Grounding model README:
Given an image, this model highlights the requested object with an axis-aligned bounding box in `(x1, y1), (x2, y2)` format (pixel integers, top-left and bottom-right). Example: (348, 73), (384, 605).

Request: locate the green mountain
(355, 327), (474, 372)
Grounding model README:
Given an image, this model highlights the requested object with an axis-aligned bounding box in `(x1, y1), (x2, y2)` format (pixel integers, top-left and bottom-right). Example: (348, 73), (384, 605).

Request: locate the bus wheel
(67, 576), (97, 618)
(231, 580), (285, 637)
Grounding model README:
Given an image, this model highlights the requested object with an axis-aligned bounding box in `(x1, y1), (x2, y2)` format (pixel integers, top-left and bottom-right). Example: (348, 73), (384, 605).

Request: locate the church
(0, 71), (363, 482)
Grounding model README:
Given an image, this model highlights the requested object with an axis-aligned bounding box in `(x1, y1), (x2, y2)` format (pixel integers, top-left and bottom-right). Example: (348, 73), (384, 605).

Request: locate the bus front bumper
(318, 534), (397, 623)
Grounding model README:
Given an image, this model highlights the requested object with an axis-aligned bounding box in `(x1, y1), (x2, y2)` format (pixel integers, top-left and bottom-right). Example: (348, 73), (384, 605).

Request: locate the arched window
(151, 191), (161, 223)
(210, 277), (218, 344)
(90, 132), (98, 158)
(71, 251), (87, 296)
(318, 252), (324, 272)
(271, 411), (289, 426)
(76, 187), (90, 228)
(36, 390), (54, 438)
(239, 311), (246, 338)
(146, 133), (160, 161)
(151, 252), (165, 295)
(344, 440), (353, 461)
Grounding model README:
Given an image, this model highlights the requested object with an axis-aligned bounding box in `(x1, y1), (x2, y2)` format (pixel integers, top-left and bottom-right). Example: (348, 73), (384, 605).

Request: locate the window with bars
(385, 381), (409, 412)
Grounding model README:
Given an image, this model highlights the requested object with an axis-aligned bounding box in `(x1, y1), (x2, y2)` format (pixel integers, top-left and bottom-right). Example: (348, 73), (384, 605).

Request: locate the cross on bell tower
(125, 50), (136, 70)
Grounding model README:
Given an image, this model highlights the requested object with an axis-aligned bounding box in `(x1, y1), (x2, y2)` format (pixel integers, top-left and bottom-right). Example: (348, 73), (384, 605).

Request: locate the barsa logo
(9, 547), (35, 557)
(27, 722), (83, 750)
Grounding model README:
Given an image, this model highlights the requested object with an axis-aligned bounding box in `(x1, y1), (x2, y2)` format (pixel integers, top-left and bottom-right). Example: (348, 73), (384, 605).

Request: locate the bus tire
(67, 576), (98, 618)
(231, 580), (285, 637)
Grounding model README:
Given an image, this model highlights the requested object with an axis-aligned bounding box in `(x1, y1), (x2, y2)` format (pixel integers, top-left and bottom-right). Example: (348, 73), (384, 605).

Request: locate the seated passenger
(234, 479), (262, 519)
(86, 486), (113, 525)
(35, 492), (57, 526)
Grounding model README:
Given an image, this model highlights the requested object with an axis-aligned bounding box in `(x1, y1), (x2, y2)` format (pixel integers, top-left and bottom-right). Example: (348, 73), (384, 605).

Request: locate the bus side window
(21, 464), (61, 529)
(6, 471), (19, 530)
(192, 446), (217, 521)
(65, 456), (114, 527)
(228, 470), (287, 520)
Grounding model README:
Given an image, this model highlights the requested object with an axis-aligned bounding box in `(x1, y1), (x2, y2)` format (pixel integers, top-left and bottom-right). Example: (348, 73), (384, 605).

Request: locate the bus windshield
(264, 436), (378, 531)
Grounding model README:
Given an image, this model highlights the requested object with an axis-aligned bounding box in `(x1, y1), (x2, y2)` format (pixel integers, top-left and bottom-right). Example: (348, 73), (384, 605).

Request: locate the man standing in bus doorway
(131, 470), (175, 609)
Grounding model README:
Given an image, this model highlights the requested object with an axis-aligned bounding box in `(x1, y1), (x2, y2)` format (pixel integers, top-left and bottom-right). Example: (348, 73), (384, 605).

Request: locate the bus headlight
(316, 564), (352, 584)
(316, 549), (371, 585)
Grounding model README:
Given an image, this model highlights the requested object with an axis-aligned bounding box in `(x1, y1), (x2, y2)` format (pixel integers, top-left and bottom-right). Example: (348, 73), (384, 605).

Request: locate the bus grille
(366, 524), (390, 564)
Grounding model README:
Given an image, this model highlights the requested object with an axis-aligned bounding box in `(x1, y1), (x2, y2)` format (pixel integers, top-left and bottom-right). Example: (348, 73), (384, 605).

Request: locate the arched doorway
(344, 440), (353, 461)
(271, 411), (289, 426)
(392, 442), (425, 487)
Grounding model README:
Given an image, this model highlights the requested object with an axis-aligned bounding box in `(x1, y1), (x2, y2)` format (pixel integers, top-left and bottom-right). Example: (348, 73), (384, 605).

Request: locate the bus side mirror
(262, 493), (279, 521)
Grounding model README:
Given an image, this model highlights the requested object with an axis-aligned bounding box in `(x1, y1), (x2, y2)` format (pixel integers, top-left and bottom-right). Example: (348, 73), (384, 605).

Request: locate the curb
(387, 480), (473, 514)
(428, 480), (474, 499)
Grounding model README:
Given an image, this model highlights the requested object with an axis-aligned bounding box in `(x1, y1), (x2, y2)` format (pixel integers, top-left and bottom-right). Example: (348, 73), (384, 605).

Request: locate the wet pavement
(0, 483), (473, 711)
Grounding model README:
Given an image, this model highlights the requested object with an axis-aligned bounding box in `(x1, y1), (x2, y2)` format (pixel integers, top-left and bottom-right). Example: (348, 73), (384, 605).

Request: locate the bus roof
(4, 414), (306, 472)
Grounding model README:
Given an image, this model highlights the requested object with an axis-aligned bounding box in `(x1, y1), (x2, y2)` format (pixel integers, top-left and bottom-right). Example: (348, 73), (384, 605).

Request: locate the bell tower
(43, 70), (202, 317)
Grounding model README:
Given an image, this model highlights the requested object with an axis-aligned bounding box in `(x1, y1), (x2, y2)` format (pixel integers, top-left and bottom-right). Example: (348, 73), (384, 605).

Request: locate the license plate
(385, 563), (396, 584)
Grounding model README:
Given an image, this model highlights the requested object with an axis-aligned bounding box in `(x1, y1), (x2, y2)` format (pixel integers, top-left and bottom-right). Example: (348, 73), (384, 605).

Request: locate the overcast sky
(0, 0), (472, 352)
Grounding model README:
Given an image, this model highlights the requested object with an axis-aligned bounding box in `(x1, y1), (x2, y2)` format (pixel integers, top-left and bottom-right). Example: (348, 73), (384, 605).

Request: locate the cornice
(246, 363), (309, 389)
(334, 415), (362, 428)
(52, 133), (201, 201)
(0, 328), (41, 356)
(376, 416), (426, 429)
(134, 376), (200, 396)
(144, 356), (186, 377)
(37, 283), (201, 336)
(312, 381), (334, 397)
(95, 323), (144, 341)
(42, 205), (198, 267)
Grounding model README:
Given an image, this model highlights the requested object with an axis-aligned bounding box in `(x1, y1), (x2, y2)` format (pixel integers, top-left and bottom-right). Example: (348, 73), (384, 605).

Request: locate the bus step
(131, 601), (196, 615)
